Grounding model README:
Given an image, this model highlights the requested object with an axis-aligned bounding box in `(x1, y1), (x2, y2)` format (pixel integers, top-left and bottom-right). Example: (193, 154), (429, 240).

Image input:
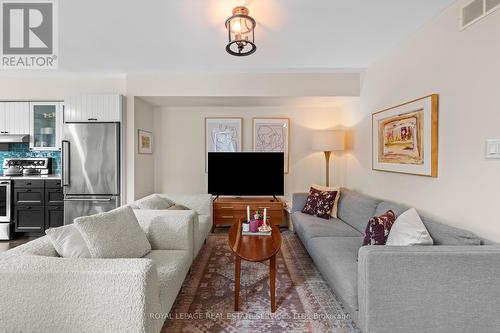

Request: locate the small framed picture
(138, 130), (153, 154)
(253, 118), (290, 173)
(205, 117), (243, 172)
(372, 95), (438, 177)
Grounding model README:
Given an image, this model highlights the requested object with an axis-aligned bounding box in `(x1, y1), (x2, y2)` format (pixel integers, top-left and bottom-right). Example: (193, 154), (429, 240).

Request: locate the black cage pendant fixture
(225, 6), (256, 56)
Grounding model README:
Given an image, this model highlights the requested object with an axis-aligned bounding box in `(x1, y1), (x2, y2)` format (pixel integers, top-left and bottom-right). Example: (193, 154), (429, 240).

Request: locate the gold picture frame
(372, 95), (438, 177)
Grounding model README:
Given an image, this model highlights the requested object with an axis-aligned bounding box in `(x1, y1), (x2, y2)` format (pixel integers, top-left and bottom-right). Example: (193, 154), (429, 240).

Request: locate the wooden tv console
(212, 197), (284, 232)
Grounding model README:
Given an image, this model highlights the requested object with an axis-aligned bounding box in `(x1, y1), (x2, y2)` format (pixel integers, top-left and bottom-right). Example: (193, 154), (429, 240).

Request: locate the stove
(0, 158), (53, 240)
(2, 158), (51, 176)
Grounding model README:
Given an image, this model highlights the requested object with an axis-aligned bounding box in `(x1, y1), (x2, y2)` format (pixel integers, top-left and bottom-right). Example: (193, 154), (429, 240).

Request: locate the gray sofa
(292, 188), (500, 333)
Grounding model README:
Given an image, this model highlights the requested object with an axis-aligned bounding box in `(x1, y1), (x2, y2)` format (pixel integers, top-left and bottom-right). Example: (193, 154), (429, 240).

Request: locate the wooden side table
(283, 201), (294, 232)
(228, 220), (282, 312)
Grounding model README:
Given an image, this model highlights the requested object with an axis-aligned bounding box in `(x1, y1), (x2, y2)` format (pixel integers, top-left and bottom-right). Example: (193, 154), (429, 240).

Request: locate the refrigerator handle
(64, 198), (112, 202)
(115, 124), (121, 195)
(62, 140), (70, 186)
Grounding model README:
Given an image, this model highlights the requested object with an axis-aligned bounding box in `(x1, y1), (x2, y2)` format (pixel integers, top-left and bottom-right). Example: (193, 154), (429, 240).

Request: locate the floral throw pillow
(301, 187), (338, 220)
(362, 210), (396, 246)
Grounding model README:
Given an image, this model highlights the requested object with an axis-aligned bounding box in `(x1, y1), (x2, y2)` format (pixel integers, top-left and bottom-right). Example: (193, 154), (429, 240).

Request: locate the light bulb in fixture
(232, 20), (242, 33)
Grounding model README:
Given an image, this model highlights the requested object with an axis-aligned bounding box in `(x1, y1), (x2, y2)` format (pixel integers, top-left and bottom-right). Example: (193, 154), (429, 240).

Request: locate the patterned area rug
(162, 232), (360, 333)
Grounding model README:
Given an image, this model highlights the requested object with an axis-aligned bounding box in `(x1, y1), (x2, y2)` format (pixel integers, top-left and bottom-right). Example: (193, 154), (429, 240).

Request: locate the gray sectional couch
(292, 188), (500, 333)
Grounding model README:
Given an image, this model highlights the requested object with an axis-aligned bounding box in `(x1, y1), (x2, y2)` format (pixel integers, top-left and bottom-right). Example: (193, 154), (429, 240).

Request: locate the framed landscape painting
(253, 118), (290, 173)
(205, 117), (243, 172)
(372, 95), (438, 177)
(138, 130), (153, 154)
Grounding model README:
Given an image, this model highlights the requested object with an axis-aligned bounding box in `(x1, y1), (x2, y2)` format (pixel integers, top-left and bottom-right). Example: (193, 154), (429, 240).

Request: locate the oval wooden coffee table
(228, 221), (282, 313)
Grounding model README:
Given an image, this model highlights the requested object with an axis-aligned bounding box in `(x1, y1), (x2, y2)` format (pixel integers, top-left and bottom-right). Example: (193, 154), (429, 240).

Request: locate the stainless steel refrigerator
(62, 123), (121, 224)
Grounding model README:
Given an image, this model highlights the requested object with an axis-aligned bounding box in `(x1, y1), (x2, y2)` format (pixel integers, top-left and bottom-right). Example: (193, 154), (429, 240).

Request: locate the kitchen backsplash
(0, 143), (61, 174)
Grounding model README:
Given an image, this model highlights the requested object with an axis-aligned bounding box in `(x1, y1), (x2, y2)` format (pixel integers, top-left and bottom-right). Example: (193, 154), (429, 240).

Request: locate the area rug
(161, 232), (360, 333)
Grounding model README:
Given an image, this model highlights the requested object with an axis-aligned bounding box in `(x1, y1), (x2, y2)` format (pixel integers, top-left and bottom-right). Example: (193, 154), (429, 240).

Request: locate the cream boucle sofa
(0, 207), (199, 333)
(130, 193), (213, 257)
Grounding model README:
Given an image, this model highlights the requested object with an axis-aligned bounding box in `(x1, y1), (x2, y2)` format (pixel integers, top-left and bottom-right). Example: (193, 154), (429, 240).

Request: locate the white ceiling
(55, 0), (455, 73)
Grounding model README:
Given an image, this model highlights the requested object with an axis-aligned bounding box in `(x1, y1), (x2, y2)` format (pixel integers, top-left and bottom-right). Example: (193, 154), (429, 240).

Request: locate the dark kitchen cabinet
(15, 206), (44, 232)
(13, 179), (64, 234)
(45, 206), (64, 229)
(13, 180), (44, 188)
(45, 188), (63, 205)
(14, 188), (44, 206)
(45, 179), (62, 188)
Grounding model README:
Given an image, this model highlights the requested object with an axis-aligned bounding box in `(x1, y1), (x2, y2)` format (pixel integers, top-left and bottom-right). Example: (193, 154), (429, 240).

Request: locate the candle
(247, 205), (250, 222)
(263, 208), (267, 226)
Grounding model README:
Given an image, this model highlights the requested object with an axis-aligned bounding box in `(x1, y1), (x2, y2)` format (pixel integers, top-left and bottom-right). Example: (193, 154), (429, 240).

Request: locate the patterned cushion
(301, 187), (339, 220)
(311, 184), (341, 218)
(362, 210), (396, 246)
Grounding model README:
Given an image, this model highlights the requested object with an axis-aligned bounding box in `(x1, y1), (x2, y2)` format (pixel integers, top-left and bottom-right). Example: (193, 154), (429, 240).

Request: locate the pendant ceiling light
(225, 6), (256, 56)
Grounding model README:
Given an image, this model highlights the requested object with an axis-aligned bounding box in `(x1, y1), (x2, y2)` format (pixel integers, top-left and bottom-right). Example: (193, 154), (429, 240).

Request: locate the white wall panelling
(0, 102), (30, 134)
(64, 95), (122, 122)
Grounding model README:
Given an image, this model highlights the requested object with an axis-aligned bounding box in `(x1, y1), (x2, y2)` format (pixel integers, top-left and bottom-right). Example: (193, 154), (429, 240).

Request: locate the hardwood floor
(0, 237), (37, 254)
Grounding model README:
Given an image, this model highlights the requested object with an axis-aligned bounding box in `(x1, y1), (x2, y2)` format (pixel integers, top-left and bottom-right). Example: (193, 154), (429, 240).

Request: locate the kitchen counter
(0, 174), (62, 180)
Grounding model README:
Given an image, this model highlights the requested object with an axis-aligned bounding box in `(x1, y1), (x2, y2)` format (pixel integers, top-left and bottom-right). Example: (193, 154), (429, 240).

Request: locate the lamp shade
(312, 130), (345, 152)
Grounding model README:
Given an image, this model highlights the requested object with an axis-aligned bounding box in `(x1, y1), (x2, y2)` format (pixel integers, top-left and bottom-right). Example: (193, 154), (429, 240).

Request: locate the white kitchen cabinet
(64, 95), (122, 123)
(0, 102), (30, 134)
(29, 102), (63, 151)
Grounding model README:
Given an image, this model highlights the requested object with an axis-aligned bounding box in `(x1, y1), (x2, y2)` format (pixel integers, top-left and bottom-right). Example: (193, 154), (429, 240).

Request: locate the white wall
(125, 72), (360, 202)
(133, 98), (155, 199)
(153, 106), (346, 198)
(124, 72), (361, 202)
(344, 2), (500, 241)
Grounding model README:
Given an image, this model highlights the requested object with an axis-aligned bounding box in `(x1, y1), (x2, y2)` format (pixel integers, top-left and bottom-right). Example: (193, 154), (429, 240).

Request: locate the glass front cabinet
(29, 102), (63, 151)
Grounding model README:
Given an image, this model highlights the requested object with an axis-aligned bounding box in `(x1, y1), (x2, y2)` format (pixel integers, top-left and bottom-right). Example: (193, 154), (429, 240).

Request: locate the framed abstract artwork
(205, 117), (243, 172)
(372, 95), (438, 177)
(253, 118), (290, 173)
(138, 130), (153, 154)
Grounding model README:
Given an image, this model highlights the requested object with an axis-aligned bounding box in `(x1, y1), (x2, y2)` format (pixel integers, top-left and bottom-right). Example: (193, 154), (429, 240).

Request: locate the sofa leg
(211, 225), (215, 233)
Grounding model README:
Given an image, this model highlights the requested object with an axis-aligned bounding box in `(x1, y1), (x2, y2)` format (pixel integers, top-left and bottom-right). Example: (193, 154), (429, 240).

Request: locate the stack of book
(242, 230), (272, 236)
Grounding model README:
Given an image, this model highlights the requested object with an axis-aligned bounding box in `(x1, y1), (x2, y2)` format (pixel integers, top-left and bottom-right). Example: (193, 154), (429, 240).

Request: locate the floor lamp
(312, 130), (345, 187)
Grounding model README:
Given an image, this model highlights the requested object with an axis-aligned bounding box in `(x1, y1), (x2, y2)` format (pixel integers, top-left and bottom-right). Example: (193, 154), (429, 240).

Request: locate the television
(208, 152), (284, 196)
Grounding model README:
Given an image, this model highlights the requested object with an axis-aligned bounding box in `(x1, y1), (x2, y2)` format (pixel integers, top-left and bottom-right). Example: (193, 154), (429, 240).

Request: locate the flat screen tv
(208, 152), (284, 196)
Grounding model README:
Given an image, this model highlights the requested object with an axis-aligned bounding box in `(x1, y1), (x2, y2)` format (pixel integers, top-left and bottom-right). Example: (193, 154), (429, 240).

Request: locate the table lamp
(312, 130), (345, 186)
